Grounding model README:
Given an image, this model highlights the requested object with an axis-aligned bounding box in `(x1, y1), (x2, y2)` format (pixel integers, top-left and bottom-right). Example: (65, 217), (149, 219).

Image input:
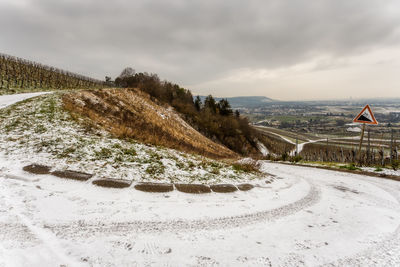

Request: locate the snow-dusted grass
(282, 159), (400, 177)
(0, 93), (261, 184)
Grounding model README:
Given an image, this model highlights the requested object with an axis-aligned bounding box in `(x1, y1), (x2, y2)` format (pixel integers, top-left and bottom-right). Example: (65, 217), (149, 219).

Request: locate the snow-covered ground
(361, 166), (400, 177)
(1, 93), (400, 266)
(0, 93), (260, 184)
(0, 92), (49, 108)
(1, 159), (400, 266)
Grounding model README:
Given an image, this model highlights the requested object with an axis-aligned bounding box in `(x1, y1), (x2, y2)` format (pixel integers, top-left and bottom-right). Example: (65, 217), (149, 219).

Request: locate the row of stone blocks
(22, 164), (254, 193)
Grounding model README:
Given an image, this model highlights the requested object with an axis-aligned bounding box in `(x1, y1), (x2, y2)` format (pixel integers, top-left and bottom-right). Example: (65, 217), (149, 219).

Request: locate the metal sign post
(390, 129), (394, 165)
(357, 124), (366, 164)
(353, 104), (378, 165)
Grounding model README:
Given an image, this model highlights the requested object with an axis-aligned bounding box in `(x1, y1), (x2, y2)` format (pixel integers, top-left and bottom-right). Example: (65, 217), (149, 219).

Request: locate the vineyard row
(0, 53), (105, 92)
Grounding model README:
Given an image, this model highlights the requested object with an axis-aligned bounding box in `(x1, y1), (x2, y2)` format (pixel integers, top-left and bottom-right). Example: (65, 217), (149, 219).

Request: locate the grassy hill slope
(63, 88), (237, 159)
(0, 92), (260, 183)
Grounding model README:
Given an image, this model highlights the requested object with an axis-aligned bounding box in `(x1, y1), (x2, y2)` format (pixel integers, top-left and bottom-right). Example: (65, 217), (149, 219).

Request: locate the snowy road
(0, 92), (49, 109)
(0, 161), (399, 266)
(1, 93), (400, 266)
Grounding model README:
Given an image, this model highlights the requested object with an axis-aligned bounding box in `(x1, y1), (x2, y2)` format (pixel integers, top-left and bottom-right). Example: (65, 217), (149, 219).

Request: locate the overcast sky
(1, 0), (400, 100)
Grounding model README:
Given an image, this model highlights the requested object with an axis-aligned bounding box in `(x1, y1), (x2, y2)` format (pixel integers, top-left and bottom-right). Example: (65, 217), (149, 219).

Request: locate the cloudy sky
(1, 0), (400, 100)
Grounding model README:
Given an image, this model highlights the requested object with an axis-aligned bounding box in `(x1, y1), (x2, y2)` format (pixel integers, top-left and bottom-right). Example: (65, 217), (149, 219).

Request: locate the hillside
(63, 88), (236, 159)
(0, 92), (260, 184)
(115, 70), (265, 156)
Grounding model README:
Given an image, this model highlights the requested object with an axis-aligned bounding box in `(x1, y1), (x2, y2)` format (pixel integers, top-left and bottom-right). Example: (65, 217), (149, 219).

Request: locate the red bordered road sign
(353, 104), (378, 125)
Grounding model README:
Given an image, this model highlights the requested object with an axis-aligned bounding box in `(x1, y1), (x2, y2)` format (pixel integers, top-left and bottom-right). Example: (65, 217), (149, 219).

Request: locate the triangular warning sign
(353, 104), (378, 125)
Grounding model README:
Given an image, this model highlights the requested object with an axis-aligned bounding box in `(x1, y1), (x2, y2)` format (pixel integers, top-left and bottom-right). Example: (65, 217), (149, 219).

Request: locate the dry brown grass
(62, 88), (237, 159)
(232, 161), (260, 173)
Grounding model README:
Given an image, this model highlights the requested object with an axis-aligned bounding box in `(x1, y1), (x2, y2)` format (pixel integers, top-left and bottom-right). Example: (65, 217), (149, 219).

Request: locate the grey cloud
(1, 0), (399, 86)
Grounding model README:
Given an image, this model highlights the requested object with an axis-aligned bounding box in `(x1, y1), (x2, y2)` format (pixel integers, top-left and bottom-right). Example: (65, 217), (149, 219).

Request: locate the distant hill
(198, 96), (275, 108)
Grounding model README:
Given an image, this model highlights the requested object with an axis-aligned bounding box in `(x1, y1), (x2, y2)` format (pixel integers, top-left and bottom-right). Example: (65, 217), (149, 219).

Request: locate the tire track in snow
(0, 177), (85, 266)
(261, 162), (400, 266)
(322, 180), (400, 267)
(49, 180), (320, 237)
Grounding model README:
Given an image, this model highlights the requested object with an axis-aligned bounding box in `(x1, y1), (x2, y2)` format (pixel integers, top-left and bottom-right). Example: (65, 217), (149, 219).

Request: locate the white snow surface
(1, 93), (400, 266)
(347, 126), (362, 133)
(0, 92), (49, 108)
(1, 159), (400, 266)
(361, 166), (400, 176)
(256, 141), (269, 156)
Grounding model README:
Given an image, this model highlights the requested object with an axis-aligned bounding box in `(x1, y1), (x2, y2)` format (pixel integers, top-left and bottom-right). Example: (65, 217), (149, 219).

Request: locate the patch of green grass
(374, 166), (383, 172)
(339, 163), (360, 171)
(187, 161), (196, 169)
(112, 143), (122, 150)
(303, 161), (340, 168)
(57, 146), (77, 158)
(145, 163), (165, 176)
(209, 161), (221, 168)
(232, 162), (259, 173)
(175, 161), (185, 169)
(112, 146), (137, 163)
(94, 147), (113, 160)
(34, 124), (46, 134)
(290, 155), (303, 163)
(122, 147), (137, 157)
(38, 97), (58, 121)
(4, 118), (21, 132)
(210, 167), (220, 175)
(114, 154), (124, 163)
(148, 151), (162, 160)
(35, 139), (57, 152)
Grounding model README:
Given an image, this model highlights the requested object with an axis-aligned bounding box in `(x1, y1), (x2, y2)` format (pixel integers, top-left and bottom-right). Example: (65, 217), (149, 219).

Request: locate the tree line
(115, 67), (261, 155)
(0, 53), (104, 93)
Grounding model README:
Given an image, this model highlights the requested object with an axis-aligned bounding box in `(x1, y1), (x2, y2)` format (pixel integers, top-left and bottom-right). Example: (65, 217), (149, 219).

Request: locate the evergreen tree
(218, 99), (233, 116)
(235, 110), (240, 118)
(204, 95), (217, 113)
(194, 96), (202, 111)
